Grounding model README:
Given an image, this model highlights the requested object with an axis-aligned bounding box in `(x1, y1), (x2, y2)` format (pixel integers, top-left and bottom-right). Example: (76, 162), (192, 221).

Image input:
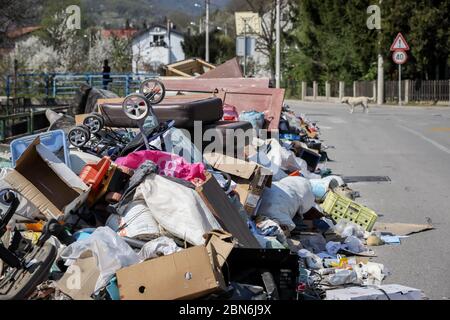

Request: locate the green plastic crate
(321, 192), (378, 231)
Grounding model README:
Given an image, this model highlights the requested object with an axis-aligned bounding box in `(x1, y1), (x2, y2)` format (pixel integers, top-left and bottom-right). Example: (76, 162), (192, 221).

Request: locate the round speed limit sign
(393, 50), (408, 65)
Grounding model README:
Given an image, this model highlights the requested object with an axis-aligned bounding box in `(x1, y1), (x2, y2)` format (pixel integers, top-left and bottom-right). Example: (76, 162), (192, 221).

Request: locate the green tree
(182, 29), (235, 64)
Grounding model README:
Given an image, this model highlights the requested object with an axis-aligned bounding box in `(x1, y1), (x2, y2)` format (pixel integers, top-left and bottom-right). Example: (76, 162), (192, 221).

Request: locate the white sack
(60, 227), (140, 293)
(257, 176), (315, 231)
(106, 200), (160, 241)
(135, 174), (222, 245)
(138, 236), (182, 261)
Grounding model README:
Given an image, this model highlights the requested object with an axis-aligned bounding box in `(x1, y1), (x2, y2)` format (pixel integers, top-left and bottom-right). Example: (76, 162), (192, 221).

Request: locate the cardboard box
(117, 232), (234, 300)
(325, 284), (424, 300)
(196, 172), (260, 249)
(55, 251), (100, 300)
(5, 138), (90, 220)
(203, 152), (272, 217)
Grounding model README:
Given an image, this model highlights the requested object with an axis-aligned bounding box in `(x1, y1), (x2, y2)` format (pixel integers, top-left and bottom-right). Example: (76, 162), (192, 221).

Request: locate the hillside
(81, 0), (231, 30)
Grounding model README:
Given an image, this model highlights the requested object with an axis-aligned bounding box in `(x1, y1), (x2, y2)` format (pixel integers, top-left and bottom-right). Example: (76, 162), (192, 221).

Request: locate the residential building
(131, 24), (185, 73)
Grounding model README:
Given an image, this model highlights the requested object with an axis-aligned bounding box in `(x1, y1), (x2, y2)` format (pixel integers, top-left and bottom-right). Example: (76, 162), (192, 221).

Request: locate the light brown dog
(341, 96), (375, 114)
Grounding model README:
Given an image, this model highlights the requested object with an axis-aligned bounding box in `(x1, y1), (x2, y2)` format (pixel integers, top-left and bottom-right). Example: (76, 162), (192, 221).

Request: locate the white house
(132, 24), (185, 73)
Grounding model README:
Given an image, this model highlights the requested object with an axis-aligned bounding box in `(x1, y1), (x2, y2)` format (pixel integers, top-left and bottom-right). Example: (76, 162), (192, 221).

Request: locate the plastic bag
(222, 104), (239, 121)
(149, 128), (204, 164)
(239, 111), (265, 134)
(249, 138), (320, 181)
(334, 220), (365, 239)
(135, 174), (222, 245)
(327, 269), (359, 286)
(354, 262), (387, 285)
(298, 249), (323, 270)
(257, 176), (315, 231)
(116, 150), (206, 183)
(60, 227), (140, 293)
(343, 236), (366, 253)
(325, 241), (342, 256)
(138, 236), (182, 261)
(106, 200), (160, 241)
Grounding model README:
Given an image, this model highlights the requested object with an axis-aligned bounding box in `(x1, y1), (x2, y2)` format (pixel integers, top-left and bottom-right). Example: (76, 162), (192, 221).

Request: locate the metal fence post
(52, 76), (57, 98)
(0, 119), (4, 142)
(301, 81), (306, 100)
(404, 80), (410, 104)
(339, 81), (345, 100)
(6, 75), (11, 99)
(325, 81), (330, 100)
(372, 81), (377, 100)
(313, 81), (318, 100)
(28, 106), (34, 135)
(353, 81), (357, 97)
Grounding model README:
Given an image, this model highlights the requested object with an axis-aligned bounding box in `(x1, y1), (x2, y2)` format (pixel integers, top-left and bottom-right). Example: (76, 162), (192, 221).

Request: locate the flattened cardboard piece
(196, 173), (260, 249)
(204, 230), (235, 268)
(204, 152), (257, 180)
(56, 251), (100, 300)
(204, 230), (235, 290)
(5, 137), (89, 219)
(204, 153), (273, 218)
(326, 284), (423, 300)
(339, 249), (377, 258)
(116, 246), (222, 300)
(373, 222), (434, 236)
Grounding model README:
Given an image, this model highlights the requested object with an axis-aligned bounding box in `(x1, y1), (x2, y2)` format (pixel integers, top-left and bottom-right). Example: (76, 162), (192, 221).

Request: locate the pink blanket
(116, 150), (206, 183)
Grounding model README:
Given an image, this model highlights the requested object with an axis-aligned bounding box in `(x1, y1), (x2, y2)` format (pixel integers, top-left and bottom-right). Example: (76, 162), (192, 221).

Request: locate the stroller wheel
(122, 94), (150, 120)
(139, 79), (166, 105)
(68, 126), (90, 147)
(83, 113), (104, 134)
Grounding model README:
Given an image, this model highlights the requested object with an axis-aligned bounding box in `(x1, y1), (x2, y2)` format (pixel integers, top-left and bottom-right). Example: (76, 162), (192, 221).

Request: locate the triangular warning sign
(390, 33), (410, 51)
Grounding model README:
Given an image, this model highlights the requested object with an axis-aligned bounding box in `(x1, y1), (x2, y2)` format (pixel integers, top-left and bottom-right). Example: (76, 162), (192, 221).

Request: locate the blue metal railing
(3, 72), (159, 99)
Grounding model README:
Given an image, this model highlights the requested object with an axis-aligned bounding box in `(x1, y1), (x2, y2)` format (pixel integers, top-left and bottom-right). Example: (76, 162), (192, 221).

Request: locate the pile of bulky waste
(0, 78), (429, 300)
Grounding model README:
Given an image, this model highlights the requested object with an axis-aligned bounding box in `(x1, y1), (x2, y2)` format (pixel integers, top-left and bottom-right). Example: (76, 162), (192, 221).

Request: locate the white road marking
(399, 125), (450, 155)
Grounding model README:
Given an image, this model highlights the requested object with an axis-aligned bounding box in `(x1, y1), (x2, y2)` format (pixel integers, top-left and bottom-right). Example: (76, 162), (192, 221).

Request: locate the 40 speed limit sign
(392, 50), (408, 65)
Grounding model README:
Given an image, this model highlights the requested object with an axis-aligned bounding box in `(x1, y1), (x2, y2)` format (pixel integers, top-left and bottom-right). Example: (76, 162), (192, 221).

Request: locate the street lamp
(193, 1), (210, 62)
(276, 0), (281, 88)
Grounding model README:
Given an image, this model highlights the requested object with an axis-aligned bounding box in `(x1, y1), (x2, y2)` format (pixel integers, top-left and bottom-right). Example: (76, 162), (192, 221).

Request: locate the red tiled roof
(101, 29), (139, 39)
(6, 26), (42, 39)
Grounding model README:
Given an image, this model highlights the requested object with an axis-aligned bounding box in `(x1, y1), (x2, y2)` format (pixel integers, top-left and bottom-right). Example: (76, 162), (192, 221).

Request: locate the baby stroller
(68, 79), (174, 158)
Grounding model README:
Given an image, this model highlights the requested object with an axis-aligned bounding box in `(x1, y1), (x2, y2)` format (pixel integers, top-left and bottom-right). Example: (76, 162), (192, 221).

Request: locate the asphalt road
(287, 100), (450, 300)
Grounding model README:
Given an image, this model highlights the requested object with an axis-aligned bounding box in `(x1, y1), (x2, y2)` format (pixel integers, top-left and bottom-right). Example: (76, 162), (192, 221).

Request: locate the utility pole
(243, 21), (247, 77)
(377, 0), (384, 105)
(275, 0), (281, 88)
(167, 19), (172, 64)
(205, 0), (210, 62)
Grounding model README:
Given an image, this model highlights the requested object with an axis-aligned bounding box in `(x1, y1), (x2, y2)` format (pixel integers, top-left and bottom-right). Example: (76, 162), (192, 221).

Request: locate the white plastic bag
(327, 269), (359, 286)
(334, 219), (365, 239)
(343, 236), (366, 253)
(135, 174), (222, 245)
(354, 262), (387, 285)
(257, 176), (315, 231)
(325, 241), (342, 256)
(138, 236), (182, 261)
(298, 249), (323, 270)
(149, 128), (203, 164)
(60, 227), (140, 293)
(106, 200), (160, 241)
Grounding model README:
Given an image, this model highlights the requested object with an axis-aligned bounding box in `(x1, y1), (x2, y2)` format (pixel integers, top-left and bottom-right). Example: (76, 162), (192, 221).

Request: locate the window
(151, 35), (166, 47)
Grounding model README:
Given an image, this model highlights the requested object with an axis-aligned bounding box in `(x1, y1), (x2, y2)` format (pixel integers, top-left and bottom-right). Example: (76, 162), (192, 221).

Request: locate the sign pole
(243, 22), (247, 77)
(398, 64), (402, 106)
